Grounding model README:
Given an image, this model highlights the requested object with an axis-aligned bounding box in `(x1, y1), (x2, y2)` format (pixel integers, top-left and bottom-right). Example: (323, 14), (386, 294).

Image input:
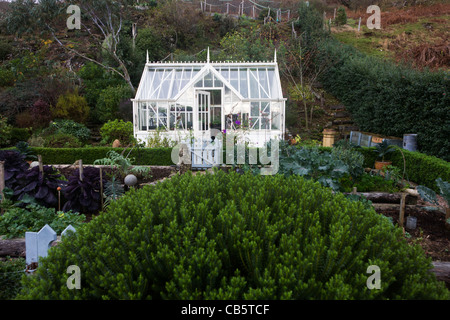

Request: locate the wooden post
(0, 161), (5, 208)
(79, 160), (83, 181)
(399, 193), (407, 227)
(445, 208), (450, 230)
(100, 167), (104, 210)
(352, 187), (357, 195)
(37, 155), (43, 176)
(358, 17), (362, 31)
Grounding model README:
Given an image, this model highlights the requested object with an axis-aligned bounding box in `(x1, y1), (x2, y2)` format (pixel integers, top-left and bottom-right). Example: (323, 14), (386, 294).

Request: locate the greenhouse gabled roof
(134, 56), (284, 101)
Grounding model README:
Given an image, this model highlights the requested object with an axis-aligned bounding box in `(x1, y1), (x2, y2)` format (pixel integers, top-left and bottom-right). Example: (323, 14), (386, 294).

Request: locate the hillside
(0, 0), (448, 157)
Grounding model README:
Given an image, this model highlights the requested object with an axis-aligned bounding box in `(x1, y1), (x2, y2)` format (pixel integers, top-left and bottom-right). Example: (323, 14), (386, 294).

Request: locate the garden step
(332, 119), (355, 125)
(332, 111), (351, 118)
(329, 104), (346, 110)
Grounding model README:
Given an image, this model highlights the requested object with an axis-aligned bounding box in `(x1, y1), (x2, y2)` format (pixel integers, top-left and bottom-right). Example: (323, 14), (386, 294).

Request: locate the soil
(380, 198), (450, 262)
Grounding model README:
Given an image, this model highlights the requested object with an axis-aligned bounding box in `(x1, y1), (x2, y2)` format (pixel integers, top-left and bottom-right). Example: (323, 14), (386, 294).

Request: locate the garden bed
(379, 198), (450, 262)
(54, 164), (176, 184)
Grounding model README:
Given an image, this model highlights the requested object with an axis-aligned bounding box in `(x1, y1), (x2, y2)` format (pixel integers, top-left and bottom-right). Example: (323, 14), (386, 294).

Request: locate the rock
(124, 174), (138, 186)
(112, 139), (121, 148)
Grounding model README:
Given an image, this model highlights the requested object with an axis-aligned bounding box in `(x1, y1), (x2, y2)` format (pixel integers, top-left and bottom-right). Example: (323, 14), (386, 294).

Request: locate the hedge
(16, 171), (449, 299)
(29, 147), (174, 166)
(364, 146), (450, 192)
(320, 146), (450, 192)
(315, 38), (449, 162)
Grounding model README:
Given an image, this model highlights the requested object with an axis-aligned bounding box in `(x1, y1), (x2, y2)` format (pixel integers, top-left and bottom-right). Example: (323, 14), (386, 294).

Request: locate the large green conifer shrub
(17, 171), (449, 300)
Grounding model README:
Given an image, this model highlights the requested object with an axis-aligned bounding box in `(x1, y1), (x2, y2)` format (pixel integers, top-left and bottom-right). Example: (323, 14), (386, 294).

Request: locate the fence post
(26, 225), (76, 266)
(358, 17), (362, 31)
(25, 224), (57, 265)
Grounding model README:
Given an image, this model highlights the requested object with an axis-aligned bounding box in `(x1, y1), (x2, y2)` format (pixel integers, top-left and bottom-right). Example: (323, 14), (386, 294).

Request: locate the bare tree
(34, 0), (137, 92)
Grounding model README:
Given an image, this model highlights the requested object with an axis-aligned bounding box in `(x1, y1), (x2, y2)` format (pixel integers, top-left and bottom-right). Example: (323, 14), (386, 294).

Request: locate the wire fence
(185, 0), (298, 22)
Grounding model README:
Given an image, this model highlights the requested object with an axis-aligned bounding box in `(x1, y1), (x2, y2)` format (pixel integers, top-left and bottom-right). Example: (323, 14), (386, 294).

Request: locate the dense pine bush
(17, 171), (449, 300)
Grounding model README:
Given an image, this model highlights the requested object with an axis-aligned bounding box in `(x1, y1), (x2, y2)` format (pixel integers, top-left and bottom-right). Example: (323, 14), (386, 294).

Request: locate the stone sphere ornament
(124, 174), (138, 186)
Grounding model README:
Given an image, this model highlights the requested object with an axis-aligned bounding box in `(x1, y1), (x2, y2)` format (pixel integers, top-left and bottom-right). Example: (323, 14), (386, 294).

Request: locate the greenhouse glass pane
(251, 102), (259, 117)
(239, 69), (248, 98)
(272, 112), (280, 130)
(267, 69), (279, 99)
(258, 69), (269, 98)
(249, 69), (259, 99)
(148, 103), (157, 130)
(219, 67), (230, 82)
(204, 71), (213, 87)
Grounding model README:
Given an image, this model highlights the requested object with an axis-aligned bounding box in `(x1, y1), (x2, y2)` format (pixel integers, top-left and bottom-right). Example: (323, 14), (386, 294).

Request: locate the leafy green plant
(374, 141), (396, 162)
(46, 119), (91, 143)
(0, 115), (12, 147)
(0, 257), (26, 300)
(94, 150), (151, 179)
(331, 144), (365, 180)
(146, 129), (176, 148)
(51, 90), (90, 124)
(16, 171), (450, 299)
(43, 133), (82, 148)
(417, 178), (449, 208)
(0, 203), (85, 239)
(95, 85), (133, 123)
(279, 144), (349, 191)
(100, 119), (136, 146)
(15, 141), (37, 161)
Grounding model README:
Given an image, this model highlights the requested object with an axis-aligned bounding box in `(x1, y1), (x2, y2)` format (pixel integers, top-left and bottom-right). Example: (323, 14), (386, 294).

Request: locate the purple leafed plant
(62, 166), (105, 214)
(14, 165), (65, 208)
(0, 150), (29, 189)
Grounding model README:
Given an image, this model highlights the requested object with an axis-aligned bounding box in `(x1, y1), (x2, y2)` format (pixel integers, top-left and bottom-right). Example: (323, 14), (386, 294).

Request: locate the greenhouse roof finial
(207, 47), (210, 63)
(274, 49), (277, 63)
(146, 50), (149, 64)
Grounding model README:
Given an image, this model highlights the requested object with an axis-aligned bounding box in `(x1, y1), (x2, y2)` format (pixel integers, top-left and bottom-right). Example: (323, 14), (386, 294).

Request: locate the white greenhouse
(132, 49), (286, 148)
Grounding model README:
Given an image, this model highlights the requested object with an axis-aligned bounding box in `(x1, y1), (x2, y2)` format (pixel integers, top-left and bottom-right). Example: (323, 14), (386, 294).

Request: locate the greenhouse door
(196, 91), (210, 133)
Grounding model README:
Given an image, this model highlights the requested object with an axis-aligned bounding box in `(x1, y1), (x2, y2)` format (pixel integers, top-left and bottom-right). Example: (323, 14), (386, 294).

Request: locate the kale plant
(14, 165), (65, 208)
(62, 166), (105, 214)
(0, 150), (29, 190)
(279, 144), (349, 191)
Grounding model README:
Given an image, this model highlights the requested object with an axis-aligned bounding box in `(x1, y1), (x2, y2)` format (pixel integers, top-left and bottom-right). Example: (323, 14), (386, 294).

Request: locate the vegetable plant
(0, 150), (29, 190)
(13, 165), (65, 208)
(279, 143), (349, 191)
(62, 166), (105, 214)
(15, 141), (37, 161)
(374, 141), (396, 162)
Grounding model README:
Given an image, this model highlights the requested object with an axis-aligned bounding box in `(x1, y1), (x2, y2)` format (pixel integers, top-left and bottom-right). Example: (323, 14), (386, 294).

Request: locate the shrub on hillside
(0, 115), (12, 147)
(100, 119), (136, 146)
(95, 85), (133, 123)
(51, 90), (90, 124)
(43, 133), (82, 148)
(335, 7), (347, 26)
(17, 171), (449, 300)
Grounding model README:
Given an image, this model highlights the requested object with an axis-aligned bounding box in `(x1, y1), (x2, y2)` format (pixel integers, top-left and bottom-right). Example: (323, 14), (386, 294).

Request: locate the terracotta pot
(374, 161), (392, 170)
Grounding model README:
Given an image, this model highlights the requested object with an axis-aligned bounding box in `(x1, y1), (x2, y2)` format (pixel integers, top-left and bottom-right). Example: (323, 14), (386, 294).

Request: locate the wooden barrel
(322, 129), (336, 147)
